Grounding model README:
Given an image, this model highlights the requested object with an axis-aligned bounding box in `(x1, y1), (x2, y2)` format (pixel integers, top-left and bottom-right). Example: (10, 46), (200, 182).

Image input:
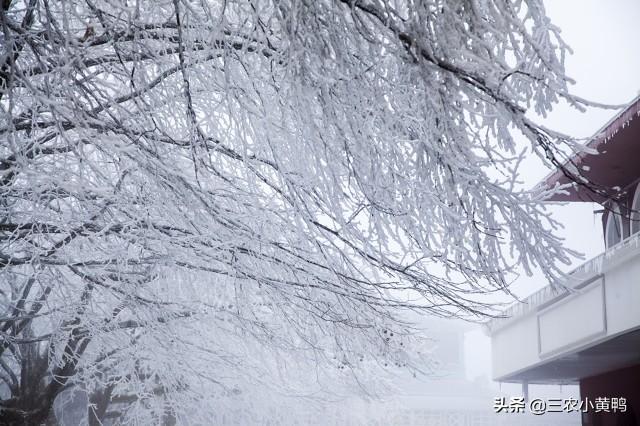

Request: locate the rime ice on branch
(0, 0), (598, 423)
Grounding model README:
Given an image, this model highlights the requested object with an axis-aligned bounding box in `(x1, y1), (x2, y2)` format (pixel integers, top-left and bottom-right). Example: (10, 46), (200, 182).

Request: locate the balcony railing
(486, 231), (640, 332)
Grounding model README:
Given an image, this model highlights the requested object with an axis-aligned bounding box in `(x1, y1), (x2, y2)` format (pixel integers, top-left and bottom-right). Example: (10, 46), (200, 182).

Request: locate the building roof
(539, 95), (640, 202)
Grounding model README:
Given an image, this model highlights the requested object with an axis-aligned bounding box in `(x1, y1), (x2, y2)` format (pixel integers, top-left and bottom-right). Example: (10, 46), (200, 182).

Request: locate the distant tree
(1, 0), (597, 423)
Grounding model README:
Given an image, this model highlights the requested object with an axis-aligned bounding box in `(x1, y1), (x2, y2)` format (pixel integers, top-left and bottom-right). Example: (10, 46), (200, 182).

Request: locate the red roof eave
(539, 94), (640, 203)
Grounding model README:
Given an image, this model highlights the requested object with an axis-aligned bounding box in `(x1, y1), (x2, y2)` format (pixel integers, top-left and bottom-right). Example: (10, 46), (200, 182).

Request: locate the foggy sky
(464, 0), (640, 394)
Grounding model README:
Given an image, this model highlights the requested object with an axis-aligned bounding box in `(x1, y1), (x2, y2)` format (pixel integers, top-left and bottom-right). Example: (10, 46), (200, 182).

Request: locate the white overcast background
(463, 0), (640, 393)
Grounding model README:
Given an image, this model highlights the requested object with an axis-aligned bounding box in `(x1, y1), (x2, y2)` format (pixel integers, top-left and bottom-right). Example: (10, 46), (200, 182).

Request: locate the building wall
(580, 364), (640, 426)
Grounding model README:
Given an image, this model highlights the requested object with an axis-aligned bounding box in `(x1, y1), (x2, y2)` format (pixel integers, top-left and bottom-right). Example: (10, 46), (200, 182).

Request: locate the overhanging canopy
(540, 95), (640, 203)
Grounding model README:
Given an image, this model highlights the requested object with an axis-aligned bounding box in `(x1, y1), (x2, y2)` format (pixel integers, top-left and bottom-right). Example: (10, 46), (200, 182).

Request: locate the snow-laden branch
(0, 0), (600, 423)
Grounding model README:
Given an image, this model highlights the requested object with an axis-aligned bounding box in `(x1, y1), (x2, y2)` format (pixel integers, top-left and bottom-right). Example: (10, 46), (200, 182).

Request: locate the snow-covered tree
(1, 0), (596, 423)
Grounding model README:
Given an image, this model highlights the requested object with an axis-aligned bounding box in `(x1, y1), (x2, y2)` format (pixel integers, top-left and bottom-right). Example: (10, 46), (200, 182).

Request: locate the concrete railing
(486, 231), (640, 333)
